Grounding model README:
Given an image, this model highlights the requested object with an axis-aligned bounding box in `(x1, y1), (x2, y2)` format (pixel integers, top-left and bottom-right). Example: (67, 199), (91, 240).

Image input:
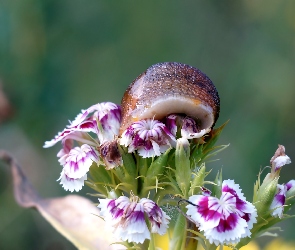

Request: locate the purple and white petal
(57, 138), (73, 159)
(57, 170), (87, 192)
(43, 127), (96, 148)
(186, 180), (257, 246)
(95, 103), (121, 143)
(165, 114), (178, 136)
(62, 144), (99, 179)
(203, 213), (248, 246)
(44, 128), (75, 148)
(186, 195), (222, 231)
(181, 117), (211, 139)
(181, 127), (211, 140)
(240, 201), (257, 239)
(68, 102), (120, 127)
(120, 119), (175, 158)
(98, 196), (150, 244)
(286, 180), (295, 198)
(44, 102), (121, 149)
(114, 202), (150, 244)
(141, 198), (170, 235)
(270, 184), (287, 218)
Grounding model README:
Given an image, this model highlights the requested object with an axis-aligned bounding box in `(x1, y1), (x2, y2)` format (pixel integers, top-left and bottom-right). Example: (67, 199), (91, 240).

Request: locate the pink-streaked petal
(97, 104), (121, 143)
(286, 180), (295, 191)
(45, 102), (120, 149)
(240, 201), (257, 239)
(165, 114), (178, 136)
(140, 198), (170, 235)
(44, 128), (75, 148)
(222, 179), (249, 213)
(186, 180), (257, 246)
(120, 127), (134, 147)
(68, 102), (120, 128)
(114, 216), (150, 244)
(114, 203), (149, 244)
(98, 196), (150, 244)
(187, 195), (222, 230)
(63, 144), (99, 179)
(137, 140), (162, 158)
(204, 214), (248, 246)
(57, 170), (87, 192)
(270, 184), (287, 218)
(43, 127), (96, 148)
(180, 116), (211, 139)
(181, 127), (211, 139)
(222, 179), (246, 200)
(119, 119), (175, 158)
(286, 180), (295, 199)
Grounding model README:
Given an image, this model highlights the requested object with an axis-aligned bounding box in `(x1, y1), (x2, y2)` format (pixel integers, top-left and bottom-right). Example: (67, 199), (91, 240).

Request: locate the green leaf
(118, 145), (137, 179)
(212, 170), (222, 198)
(189, 164), (206, 196)
(146, 149), (170, 178)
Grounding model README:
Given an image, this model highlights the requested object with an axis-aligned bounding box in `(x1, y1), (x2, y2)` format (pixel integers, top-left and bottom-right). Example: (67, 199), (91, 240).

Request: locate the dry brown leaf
(0, 150), (124, 250)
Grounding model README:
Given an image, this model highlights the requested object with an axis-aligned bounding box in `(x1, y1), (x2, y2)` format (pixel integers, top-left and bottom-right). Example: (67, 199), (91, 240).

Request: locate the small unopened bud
(270, 145), (291, 174)
(99, 140), (122, 169)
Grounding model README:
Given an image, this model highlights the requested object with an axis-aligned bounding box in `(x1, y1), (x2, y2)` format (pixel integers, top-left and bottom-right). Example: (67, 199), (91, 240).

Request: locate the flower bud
(270, 145), (291, 175)
(175, 138), (191, 197)
(255, 178), (278, 217)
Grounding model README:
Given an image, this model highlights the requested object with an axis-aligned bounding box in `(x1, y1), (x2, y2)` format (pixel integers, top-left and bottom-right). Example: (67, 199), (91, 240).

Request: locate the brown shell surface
(120, 62), (220, 134)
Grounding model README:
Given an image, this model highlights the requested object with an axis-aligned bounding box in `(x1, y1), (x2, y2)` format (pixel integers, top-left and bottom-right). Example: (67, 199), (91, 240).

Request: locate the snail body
(120, 62), (220, 134)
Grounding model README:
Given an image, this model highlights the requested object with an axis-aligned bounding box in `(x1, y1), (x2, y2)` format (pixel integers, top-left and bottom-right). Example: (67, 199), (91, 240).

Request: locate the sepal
(175, 138), (191, 198)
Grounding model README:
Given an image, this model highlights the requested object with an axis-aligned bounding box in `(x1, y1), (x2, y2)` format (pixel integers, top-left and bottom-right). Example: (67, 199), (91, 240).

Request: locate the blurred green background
(0, 1), (295, 249)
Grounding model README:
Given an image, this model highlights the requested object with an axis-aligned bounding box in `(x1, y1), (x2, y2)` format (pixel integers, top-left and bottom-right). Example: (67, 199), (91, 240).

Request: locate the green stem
(148, 233), (156, 250)
(170, 213), (187, 250)
(207, 243), (218, 250)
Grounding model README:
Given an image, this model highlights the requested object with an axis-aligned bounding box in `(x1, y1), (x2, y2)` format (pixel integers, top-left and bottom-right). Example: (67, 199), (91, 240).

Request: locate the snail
(120, 62), (220, 135)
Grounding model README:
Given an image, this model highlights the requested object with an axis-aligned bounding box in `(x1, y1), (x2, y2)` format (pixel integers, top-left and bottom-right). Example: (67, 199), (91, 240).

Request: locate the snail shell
(120, 62), (220, 135)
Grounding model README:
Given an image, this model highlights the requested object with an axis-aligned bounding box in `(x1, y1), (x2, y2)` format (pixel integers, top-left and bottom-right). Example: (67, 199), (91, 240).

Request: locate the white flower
(120, 119), (175, 158)
(57, 170), (87, 192)
(98, 196), (170, 244)
(186, 180), (257, 246)
(61, 144), (99, 179)
(140, 198), (170, 235)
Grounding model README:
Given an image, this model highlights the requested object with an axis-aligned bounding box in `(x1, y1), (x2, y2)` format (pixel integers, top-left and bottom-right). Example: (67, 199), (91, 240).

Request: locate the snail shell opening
(120, 62), (220, 135)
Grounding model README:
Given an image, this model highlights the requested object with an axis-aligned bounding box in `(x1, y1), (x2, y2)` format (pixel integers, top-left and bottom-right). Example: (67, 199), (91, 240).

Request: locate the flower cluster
(44, 102), (295, 250)
(44, 102), (121, 192)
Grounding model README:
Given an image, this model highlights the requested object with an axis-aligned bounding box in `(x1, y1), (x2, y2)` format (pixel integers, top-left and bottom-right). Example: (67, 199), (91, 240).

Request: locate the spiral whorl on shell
(120, 62), (220, 135)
